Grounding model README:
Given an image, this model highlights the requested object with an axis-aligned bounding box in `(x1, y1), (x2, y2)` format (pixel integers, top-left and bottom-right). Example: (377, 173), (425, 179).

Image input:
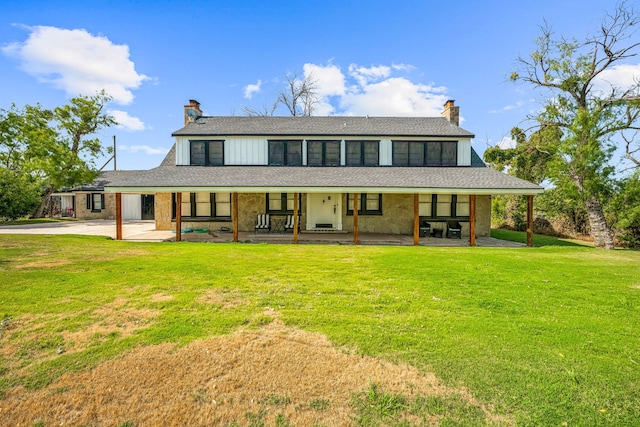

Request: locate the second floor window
(268, 140), (302, 166)
(190, 140), (224, 166)
(346, 141), (379, 166)
(307, 140), (340, 166)
(392, 141), (457, 166)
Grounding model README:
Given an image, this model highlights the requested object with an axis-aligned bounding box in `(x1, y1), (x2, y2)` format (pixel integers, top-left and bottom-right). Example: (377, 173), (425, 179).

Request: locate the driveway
(0, 220), (174, 241)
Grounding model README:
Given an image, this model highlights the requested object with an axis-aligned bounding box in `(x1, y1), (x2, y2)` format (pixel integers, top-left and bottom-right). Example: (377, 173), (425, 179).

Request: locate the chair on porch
(255, 214), (271, 233)
(446, 220), (462, 239)
(283, 214), (300, 233)
(419, 220), (431, 237)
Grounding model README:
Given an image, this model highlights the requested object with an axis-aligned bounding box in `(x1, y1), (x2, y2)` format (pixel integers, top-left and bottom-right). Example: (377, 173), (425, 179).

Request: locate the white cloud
(391, 63), (417, 72)
(303, 63), (345, 96)
(497, 136), (517, 149)
(109, 110), (146, 131)
(342, 76), (447, 117)
(490, 100), (525, 114)
(593, 63), (640, 95)
(2, 25), (149, 105)
(300, 61), (450, 117)
(243, 79), (262, 99)
(348, 64), (392, 86)
(118, 145), (168, 155)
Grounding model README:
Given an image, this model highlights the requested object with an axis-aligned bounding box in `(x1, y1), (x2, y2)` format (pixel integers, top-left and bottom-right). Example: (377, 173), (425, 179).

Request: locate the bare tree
(276, 71), (320, 116)
(510, 2), (640, 249)
(241, 102), (278, 117)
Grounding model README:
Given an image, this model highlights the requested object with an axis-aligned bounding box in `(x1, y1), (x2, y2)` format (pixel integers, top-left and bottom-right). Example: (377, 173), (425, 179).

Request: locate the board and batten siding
(175, 136), (472, 166)
(457, 139), (471, 166)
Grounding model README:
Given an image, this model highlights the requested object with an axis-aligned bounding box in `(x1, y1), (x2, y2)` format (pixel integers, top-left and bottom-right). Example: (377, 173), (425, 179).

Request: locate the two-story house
(105, 99), (542, 244)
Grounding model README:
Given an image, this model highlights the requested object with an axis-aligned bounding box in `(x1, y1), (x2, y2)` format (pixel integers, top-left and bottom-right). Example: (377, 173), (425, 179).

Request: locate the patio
(165, 230), (525, 248)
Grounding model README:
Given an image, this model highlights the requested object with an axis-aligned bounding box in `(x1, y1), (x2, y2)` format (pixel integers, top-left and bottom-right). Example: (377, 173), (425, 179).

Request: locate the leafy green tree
(0, 91), (116, 218)
(510, 3), (640, 249)
(607, 172), (640, 247)
(0, 168), (41, 220)
(484, 126), (559, 230)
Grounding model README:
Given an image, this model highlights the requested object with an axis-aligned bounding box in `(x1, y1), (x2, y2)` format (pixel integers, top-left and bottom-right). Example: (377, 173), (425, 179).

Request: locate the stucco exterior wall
(155, 193), (173, 230)
(475, 195), (491, 237)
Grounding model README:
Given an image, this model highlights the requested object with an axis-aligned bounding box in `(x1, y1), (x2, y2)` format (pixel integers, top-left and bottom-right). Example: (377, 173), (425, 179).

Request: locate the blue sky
(1, 0), (638, 170)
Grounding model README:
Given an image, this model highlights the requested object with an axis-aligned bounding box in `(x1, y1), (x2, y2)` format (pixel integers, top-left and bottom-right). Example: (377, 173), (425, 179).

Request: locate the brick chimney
(441, 100), (459, 126)
(184, 99), (203, 126)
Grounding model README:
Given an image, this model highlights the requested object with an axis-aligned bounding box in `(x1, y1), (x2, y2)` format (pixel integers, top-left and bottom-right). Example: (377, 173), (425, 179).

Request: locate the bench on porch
(283, 215), (300, 232)
(254, 214), (271, 233)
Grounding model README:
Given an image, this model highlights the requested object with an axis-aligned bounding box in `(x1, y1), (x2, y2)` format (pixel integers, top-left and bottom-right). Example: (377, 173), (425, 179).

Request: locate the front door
(141, 194), (155, 220)
(306, 193), (342, 231)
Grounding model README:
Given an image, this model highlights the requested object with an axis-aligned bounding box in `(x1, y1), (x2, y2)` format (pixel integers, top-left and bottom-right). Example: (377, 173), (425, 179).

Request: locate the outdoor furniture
(284, 214), (299, 232)
(419, 220), (431, 237)
(255, 214), (271, 233)
(446, 220), (462, 239)
(432, 228), (443, 238)
(271, 217), (286, 233)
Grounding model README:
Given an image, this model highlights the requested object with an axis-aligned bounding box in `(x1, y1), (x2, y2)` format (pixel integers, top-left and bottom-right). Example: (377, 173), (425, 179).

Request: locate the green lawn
(1, 234), (639, 426)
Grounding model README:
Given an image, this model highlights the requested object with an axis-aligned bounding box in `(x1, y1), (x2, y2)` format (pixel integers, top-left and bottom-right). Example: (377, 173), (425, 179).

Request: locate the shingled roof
(172, 116), (475, 138)
(105, 165), (541, 195)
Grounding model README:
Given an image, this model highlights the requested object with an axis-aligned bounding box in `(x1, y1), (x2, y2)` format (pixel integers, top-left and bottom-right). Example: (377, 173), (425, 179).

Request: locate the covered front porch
(111, 191), (537, 247)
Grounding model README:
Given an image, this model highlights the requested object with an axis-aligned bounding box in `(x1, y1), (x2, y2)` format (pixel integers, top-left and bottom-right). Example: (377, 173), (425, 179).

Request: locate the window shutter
(100, 194), (105, 210)
(86, 194), (91, 210)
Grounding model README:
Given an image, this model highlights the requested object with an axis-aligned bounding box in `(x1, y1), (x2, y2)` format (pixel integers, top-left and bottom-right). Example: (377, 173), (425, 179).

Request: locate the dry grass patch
(0, 301), (158, 373)
(13, 259), (71, 269)
(150, 292), (174, 302)
(197, 288), (249, 309)
(0, 320), (510, 426)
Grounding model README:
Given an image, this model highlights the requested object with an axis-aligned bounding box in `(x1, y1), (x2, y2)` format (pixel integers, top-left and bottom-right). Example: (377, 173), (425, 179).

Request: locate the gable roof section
(172, 116), (475, 138)
(73, 170), (146, 191)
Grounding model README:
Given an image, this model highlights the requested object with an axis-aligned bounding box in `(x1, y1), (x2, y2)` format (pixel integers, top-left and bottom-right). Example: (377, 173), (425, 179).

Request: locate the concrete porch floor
(0, 220), (525, 247)
(167, 230), (525, 248)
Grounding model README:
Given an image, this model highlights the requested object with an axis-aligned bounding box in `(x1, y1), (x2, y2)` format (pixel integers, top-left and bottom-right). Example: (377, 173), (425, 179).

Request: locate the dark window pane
(269, 141), (285, 165)
(287, 141), (302, 166)
(409, 142), (425, 166)
(346, 141), (361, 166)
(426, 142), (441, 166)
(363, 141), (379, 166)
(441, 142), (457, 166)
(307, 141), (323, 166)
(190, 141), (206, 165)
(208, 141), (223, 165)
(325, 141), (340, 166)
(393, 142), (408, 166)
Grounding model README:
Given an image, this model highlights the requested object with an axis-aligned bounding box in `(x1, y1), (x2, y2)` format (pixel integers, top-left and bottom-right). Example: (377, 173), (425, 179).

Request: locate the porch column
(115, 193), (122, 240)
(232, 192), (239, 243)
(175, 192), (182, 242)
(527, 195), (534, 247)
(469, 195), (476, 247)
(413, 194), (419, 245)
(293, 192), (299, 244)
(353, 193), (359, 245)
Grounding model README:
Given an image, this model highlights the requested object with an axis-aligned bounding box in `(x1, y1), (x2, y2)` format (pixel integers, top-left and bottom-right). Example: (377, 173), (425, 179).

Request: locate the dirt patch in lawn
(0, 320), (511, 426)
(13, 259), (71, 269)
(196, 288), (249, 309)
(0, 301), (158, 367)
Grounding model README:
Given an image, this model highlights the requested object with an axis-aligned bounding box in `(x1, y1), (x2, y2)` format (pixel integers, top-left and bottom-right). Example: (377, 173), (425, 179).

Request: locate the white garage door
(122, 194), (141, 220)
